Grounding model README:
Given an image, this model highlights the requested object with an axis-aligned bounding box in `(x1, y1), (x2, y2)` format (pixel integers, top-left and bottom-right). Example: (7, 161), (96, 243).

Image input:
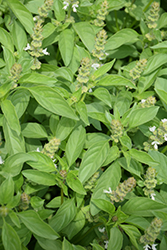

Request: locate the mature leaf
(129, 148), (158, 167)
(92, 59), (115, 79)
(22, 170), (57, 186)
(19, 72), (57, 86)
(155, 77), (167, 106)
(21, 123), (48, 138)
(6, 0), (34, 34)
(78, 140), (109, 184)
(76, 101), (90, 125)
(90, 161), (121, 215)
(18, 210), (59, 239)
(122, 197), (167, 217)
(27, 152), (57, 172)
(73, 22), (95, 52)
(144, 53), (167, 75)
(2, 46), (15, 73)
(59, 29), (74, 66)
(120, 224), (141, 250)
(0, 27), (14, 52)
(35, 235), (62, 250)
(157, 12), (167, 29)
(119, 157), (143, 178)
(66, 125), (86, 166)
(128, 106), (159, 129)
(3, 117), (25, 156)
(27, 86), (78, 120)
(91, 198), (115, 214)
(93, 88), (112, 107)
(53, 0), (65, 21)
(107, 227), (123, 250)
(49, 198), (77, 232)
(0, 176), (14, 205)
(2, 220), (21, 250)
(105, 28), (139, 51)
(56, 117), (76, 141)
(61, 210), (85, 240)
(9, 210), (21, 228)
(97, 75), (136, 88)
(11, 20), (27, 52)
(62, 238), (74, 250)
(66, 171), (86, 195)
(1, 99), (21, 135)
(0, 80), (13, 99)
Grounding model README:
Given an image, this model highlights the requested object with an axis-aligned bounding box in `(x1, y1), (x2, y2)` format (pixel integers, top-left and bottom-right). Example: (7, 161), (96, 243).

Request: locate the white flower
(151, 141), (160, 150)
(52, 159), (57, 168)
(42, 48), (50, 55)
(105, 52), (109, 56)
(63, 1), (69, 10)
(103, 187), (112, 194)
(161, 118), (167, 123)
(36, 147), (40, 152)
(141, 99), (146, 103)
(24, 43), (31, 51)
(89, 88), (93, 93)
(150, 193), (156, 200)
(33, 17), (37, 21)
(104, 240), (109, 249)
(152, 244), (158, 250)
(164, 133), (167, 141)
(149, 126), (156, 132)
(98, 227), (105, 233)
(143, 245), (151, 250)
(72, 3), (78, 12)
(91, 63), (100, 70)
(0, 156), (4, 164)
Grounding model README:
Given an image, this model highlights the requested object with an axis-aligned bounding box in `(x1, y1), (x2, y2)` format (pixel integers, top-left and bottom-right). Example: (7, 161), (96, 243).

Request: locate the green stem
(143, 0), (154, 12)
(114, 11), (119, 31)
(61, 188), (64, 204)
(161, 145), (167, 154)
(81, 92), (86, 102)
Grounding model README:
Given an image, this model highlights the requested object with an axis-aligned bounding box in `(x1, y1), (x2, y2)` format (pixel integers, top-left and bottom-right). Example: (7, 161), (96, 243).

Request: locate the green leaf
(157, 12), (167, 29)
(97, 75), (136, 89)
(105, 28), (139, 51)
(8, 210), (21, 228)
(35, 235), (62, 250)
(76, 101), (90, 125)
(11, 20), (27, 53)
(2, 220), (21, 250)
(0, 80), (13, 99)
(10, 89), (30, 119)
(49, 198), (77, 232)
(53, 0), (65, 21)
(59, 29), (74, 66)
(129, 148), (158, 167)
(143, 53), (167, 75)
(91, 243), (104, 250)
(62, 238), (74, 250)
(6, 0), (34, 34)
(120, 224), (141, 250)
(0, 27), (14, 52)
(19, 72), (57, 86)
(3, 153), (34, 177)
(91, 198), (115, 214)
(66, 125), (86, 166)
(22, 170), (57, 186)
(128, 106), (159, 129)
(1, 99), (21, 135)
(27, 86), (78, 120)
(148, 150), (167, 184)
(78, 140), (109, 184)
(46, 196), (67, 208)
(56, 117), (76, 141)
(21, 123), (48, 139)
(66, 171), (86, 195)
(18, 210), (59, 240)
(0, 176), (14, 205)
(61, 210), (85, 240)
(119, 157), (143, 178)
(90, 161), (121, 216)
(3, 46), (15, 73)
(92, 59), (115, 80)
(120, 135), (132, 150)
(73, 22), (95, 52)
(122, 197), (167, 217)
(27, 152), (57, 172)
(93, 88), (112, 107)
(3, 117), (25, 156)
(107, 227), (123, 250)
(155, 77), (167, 106)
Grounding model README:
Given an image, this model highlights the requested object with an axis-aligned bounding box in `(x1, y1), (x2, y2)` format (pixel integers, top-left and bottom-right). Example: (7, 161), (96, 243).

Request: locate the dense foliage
(0, 0), (167, 249)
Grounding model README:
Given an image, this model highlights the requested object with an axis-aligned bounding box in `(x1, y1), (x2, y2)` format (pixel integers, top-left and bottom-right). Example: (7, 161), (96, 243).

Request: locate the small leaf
(0, 27), (14, 52)
(21, 123), (48, 138)
(92, 59), (115, 79)
(22, 170), (57, 186)
(107, 227), (123, 250)
(75, 101), (90, 125)
(93, 88), (112, 107)
(0, 176), (14, 205)
(97, 75), (136, 89)
(66, 171), (86, 195)
(129, 148), (158, 167)
(92, 198), (115, 214)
